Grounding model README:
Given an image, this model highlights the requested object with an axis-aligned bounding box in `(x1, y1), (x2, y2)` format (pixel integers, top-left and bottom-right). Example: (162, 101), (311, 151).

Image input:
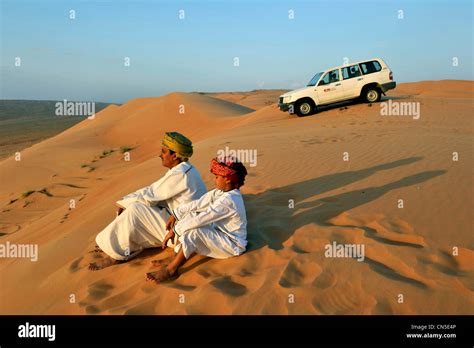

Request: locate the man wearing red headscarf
(146, 157), (248, 283)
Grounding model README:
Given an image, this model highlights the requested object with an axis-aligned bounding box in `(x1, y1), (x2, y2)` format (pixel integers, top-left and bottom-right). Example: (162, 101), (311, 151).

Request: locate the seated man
(146, 156), (248, 284)
(89, 132), (207, 270)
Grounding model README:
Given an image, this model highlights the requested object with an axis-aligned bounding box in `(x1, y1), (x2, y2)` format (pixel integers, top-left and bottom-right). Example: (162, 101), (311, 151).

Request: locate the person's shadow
(243, 157), (446, 252)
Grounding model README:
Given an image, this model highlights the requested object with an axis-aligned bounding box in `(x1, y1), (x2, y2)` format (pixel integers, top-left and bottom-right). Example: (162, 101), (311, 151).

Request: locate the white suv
(279, 58), (396, 116)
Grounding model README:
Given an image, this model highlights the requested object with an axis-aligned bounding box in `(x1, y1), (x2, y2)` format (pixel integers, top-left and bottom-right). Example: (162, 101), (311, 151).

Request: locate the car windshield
(307, 72), (324, 86)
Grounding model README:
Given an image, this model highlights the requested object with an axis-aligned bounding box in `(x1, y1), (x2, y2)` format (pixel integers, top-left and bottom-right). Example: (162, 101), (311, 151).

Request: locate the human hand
(162, 230), (175, 250)
(166, 215), (176, 231)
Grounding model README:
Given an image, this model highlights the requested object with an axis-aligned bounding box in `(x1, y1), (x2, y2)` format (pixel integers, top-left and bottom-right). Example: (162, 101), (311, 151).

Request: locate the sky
(0, 0), (472, 103)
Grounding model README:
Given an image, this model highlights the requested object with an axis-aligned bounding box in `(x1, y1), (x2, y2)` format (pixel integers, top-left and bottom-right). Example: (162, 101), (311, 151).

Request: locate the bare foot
(88, 257), (121, 271)
(150, 255), (174, 267)
(146, 268), (178, 284)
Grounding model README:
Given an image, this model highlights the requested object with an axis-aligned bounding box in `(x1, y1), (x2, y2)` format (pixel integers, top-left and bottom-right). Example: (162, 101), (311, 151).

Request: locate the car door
(316, 68), (344, 104)
(341, 64), (364, 98)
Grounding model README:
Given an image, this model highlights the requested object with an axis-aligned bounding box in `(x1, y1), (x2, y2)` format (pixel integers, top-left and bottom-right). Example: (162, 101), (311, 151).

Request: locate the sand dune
(0, 100), (115, 160)
(0, 81), (473, 314)
(203, 89), (288, 110)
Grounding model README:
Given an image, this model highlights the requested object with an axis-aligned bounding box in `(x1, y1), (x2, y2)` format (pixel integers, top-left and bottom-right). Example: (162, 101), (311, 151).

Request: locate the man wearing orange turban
(89, 132), (206, 270)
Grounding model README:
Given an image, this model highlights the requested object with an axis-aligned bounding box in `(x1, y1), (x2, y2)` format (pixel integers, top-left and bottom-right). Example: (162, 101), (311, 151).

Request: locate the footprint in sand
(279, 254), (322, 288)
(209, 276), (247, 297)
(96, 286), (143, 313)
(80, 249), (106, 268)
(197, 269), (212, 278)
(79, 280), (115, 310)
(85, 305), (101, 314)
(69, 256), (83, 273)
(82, 280), (114, 303)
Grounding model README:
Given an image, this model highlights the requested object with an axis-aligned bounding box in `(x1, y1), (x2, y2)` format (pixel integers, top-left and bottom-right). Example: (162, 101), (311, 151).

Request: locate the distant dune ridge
(0, 80), (473, 314)
(0, 100), (116, 160)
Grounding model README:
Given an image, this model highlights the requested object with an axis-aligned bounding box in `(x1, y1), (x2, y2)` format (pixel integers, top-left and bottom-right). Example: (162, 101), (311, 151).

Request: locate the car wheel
(295, 100), (314, 117)
(363, 87), (381, 103)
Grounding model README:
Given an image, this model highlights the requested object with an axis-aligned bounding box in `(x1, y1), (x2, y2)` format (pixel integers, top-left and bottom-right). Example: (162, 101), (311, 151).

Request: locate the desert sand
(0, 80), (473, 314)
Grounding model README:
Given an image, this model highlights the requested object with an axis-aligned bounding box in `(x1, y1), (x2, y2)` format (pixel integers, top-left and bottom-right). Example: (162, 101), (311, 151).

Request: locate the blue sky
(1, 0), (472, 103)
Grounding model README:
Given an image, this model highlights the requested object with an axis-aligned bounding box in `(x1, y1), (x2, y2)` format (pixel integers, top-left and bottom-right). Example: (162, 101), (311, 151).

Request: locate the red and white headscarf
(210, 157), (248, 188)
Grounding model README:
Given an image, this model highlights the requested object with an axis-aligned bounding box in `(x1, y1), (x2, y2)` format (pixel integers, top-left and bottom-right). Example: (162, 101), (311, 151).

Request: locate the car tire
(362, 87), (381, 103)
(294, 100), (315, 117)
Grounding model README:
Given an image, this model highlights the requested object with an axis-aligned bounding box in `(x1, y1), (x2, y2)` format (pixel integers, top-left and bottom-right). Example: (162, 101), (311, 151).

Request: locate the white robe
(96, 161), (206, 260)
(171, 188), (248, 259)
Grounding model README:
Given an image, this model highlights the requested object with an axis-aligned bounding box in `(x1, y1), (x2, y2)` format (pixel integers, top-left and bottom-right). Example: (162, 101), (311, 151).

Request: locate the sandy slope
(0, 81), (473, 314)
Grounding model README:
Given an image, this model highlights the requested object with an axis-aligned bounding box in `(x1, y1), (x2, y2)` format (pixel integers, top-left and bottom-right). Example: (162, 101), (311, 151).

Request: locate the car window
(318, 69), (340, 85)
(307, 72), (324, 86)
(342, 65), (362, 80)
(359, 60), (382, 75)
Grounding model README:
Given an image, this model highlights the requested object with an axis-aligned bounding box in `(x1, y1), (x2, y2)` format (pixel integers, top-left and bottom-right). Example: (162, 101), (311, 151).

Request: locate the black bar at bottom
(0, 315), (472, 346)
